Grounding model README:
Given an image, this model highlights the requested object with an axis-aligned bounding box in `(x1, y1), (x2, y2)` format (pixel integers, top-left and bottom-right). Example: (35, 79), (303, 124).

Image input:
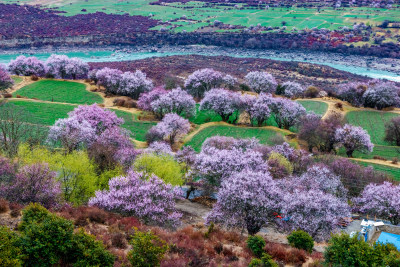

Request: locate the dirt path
(351, 158), (400, 168)
(6, 76), (36, 95)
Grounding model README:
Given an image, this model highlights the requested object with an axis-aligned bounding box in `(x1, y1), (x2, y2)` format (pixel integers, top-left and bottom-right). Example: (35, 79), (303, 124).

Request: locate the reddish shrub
(285, 248), (307, 265)
(265, 241), (307, 265)
(3, 93), (12, 98)
(373, 155), (387, 161)
(30, 74), (39, 81)
(392, 157), (398, 164)
(74, 214), (89, 226)
(214, 243), (223, 254)
(117, 217), (141, 231)
(16, 95), (23, 98)
(111, 232), (127, 249)
(87, 207), (108, 224)
(113, 98), (125, 107)
(0, 199), (9, 213)
(124, 99), (137, 108)
(335, 102), (343, 110)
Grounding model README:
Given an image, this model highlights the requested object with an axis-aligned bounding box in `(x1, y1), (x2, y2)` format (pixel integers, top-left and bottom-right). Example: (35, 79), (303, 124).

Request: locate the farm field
(2, 0), (399, 32)
(112, 110), (157, 142)
(345, 110), (400, 145)
(1, 99), (154, 142)
(185, 124), (290, 151)
(297, 100), (328, 116)
(13, 80), (103, 105)
(5, 100), (75, 126)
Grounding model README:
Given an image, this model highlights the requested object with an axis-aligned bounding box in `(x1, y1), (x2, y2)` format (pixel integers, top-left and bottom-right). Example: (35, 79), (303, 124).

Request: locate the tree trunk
(346, 149), (354, 158)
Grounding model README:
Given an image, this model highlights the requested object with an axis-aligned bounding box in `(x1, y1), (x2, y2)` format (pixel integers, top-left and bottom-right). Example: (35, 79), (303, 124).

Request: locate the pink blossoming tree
(151, 87), (196, 118)
(184, 68), (224, 98)
(8, 55), (46, 76)
(0, 66), (13, 91)
(206, 169), (282, 235)
(148, 113), (191, 145)
(89, 170), (182, 227)
(200, 88), (241, 122)
(244, 71), (277, 93)
(335, 124), (373, 157)
(353, 182), (400, 225)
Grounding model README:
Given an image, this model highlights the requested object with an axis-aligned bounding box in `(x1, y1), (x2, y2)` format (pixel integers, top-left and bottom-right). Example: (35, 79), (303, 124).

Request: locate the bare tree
(0, 101), (34, 157)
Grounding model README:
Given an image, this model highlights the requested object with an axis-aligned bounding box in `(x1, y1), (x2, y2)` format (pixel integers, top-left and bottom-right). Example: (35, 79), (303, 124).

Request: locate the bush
(0, 226), (22, 267)
(127, 230), (168, 267)
(18, 204), (114, 266)
(0, 198), (8, 213)
(287, 230), (314, 253)
(30, 75), (39, 81)
(304, 86), (320, 98)
(249, 258), (263, 266)
(324, 233), (400, 266)
(68, 229), (114, 266)
(247, 235), (266, 258)
(18, 208), (74, 266)
(249, 253), (278, 267)
(133, 153), (184, 186)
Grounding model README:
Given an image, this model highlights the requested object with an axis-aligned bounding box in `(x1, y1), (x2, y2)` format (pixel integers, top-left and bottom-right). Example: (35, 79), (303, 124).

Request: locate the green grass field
(2, 0), (399, 33)
(1, 100), (154, 142)
(297, 100), (328, 116)
(185, 125), (289, 151)
(13, 80), (103, 105)
(354, 160), (400, 181)
(338, 145), (400, 160)
(5, 100), (75, 126)
(345, 110), (400, 145)
(112, 110), (156, 142)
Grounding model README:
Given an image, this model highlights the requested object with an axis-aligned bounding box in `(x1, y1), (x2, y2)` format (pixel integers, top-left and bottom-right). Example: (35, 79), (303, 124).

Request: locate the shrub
(113, 98), (125, 107)
(133, 153), (184, 186)
(260, 253), (278, 267)
(30, 75), (39, 81)
(0, 226), (22, 267)
(127, 230), (168, 267)
(304, 86), (320, 98)
(249, 258), (263, 266)
(18, 208), (74, 266)
(111, 232), (127, 249)
(324, 233), (400, 266)
(287, 230), (314, 253)
(68, 229), (114, 266)
(247, 235), (266, 258)
(0, 199), (8, 213)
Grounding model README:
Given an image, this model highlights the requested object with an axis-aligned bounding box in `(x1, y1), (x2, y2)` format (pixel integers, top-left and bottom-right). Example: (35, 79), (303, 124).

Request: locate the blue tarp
(377, 232), (400, 250)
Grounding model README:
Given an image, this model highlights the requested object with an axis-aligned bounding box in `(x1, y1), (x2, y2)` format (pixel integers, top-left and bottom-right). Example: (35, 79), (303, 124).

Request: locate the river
(0, 45), (399, 82)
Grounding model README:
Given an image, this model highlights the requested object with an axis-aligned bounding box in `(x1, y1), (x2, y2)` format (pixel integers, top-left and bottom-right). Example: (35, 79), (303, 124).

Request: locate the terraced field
(13, 80), (103, 105)
(345, 110), (400, 145)
(297, 100), (328, 116)
(185, 124), (290, 151)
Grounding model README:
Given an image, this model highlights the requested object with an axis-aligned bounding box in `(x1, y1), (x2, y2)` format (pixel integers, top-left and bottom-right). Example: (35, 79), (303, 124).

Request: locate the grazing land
(13, 80), (103, 105)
